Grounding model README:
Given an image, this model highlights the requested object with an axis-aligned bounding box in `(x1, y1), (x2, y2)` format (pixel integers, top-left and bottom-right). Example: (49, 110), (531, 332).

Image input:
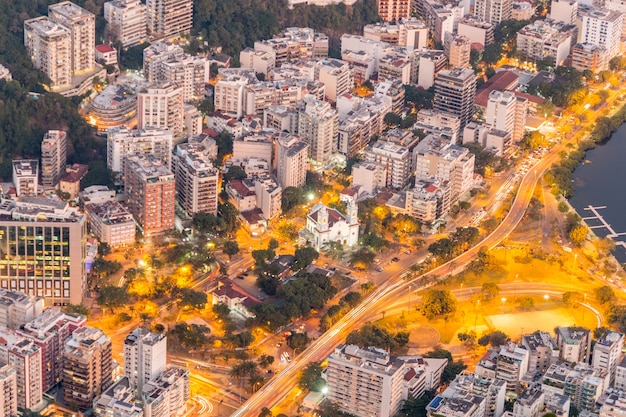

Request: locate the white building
(137, 83), (184, 140)
(146, 0), (193, 39)
(340, 34), (389, 72)
(0, 290), (43, 330)
(579, 8), (623, 59)
(352, 162), (387, 196)
(85, 200), (136, 247)
(143, 41), (184, 83)
(615, 356), (626, 390)
(446, 35), (471, 68)
(141, 367), (190, 417)
(232, 133), (273, 162)
(300, 201), (359, 250)
(0, 330), (43, 411)
(457, 16), (495, 47)
(0, 364), (17, 417)
(12, 159), (39, 196)
(416, 108), (462, 138)
(363, 18), (429, 50)
(364, 141), (412, 189)
(550, 0), (578, 24)
(475, 0), (513, 25)
(443, 372), (506, 417)
(124, 328), (167, 391)
(254, 176), (282, 220)
(418, 50), (448, 89)
(24, 17), (72, 88)
(572, 43), (610, 73)
(516, 20), (575, 66)
(521, 331), (559, 374)
(172, 142), (219, 216)
(213, 70), (255, 118)
(107, 126), (173, 173)
(297, 96), (338, 166)
(276, 133), (309, 189)
(93, 376), (144, 417)
(402, 179), (452, 222)
(495, 343), (530, 393)
(103, 0), (147, 47)
(240, 48), (275, 77)
(593, 331), (624, 385)
(486, 90), (517, 136)
(555, 327), (591, 364)
(160, 56), (206, 102)
(48, 2), (96, 75)
(41, 130), (67, 188)
(318, 58), (353, 103)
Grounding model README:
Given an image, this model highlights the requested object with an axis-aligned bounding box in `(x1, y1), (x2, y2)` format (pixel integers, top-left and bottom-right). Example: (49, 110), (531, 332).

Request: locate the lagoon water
(569, 122), (626, 262)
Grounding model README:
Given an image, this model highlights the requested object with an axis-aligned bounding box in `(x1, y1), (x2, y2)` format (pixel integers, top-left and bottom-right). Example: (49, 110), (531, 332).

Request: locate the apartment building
(512, 1), (535, 20)
(363, 18), (429, 50)
(41, 130), (67, 188)
(18, 307), (86, 392)
(160, 56), (206, 102)
(254, 176), (282, 220)
(85, 200), (137, 247)
(457, 15), (495, 47)
(297, 96), (338, 165)
(124, 155), (175, 236)
(550, 0), (578, 24)
(276, 133), (309, 189)
(417, 49), (448, 89)
(513, 387), (545, 417)
(416, 109), (462, 137)
(0, 290), (43, 330)
(434, 67), (476, 129)
(427, 391), (486, 417)
(615, 356), (626, 390)
(213, 69), (256, 118)
(0, 333), (43, 411)
(593, 331), (624, 385)
(23, 17), (72, 88)
(522, 331), (560, 374)
(124, 328), (167, 391)
(137, 83), (184, 140)
(12, 159), (38, 197)
(579, 8), (623, 59)
(0, 364), (17, 417)
(486, 91), (517, 137)
(63, 326), (113, 411)
(475, 0), (513, 25)
(340, 34), (389, 72)
(444, 372), (506, 417)
(143, 41), (185, 82)
(495, 343), (530, 393)
(141, 367), (190, 417)
(378, 0), (412, 21)
(252, 28), (329, 65)
(104, 0), (147, 47)
(516, 20), (576, 66)
(572, 43), (609, 73)
(378, 52), (414, 85)
(564, 363), (609, 411)
(48, 2), (95, 75)
(462, 125), (511, 157)
(352, 162), (387, 196)
(0, 197), (87, 305)
(555, 327), (591, 364)
(446, 35), (471, 68)
(239, 48), (275, 77)
(402, 179), (452, 222)
(318, 58), (353, 103)
(414, 0), (466, 42)
(107, 126), (173, 173)
(146, 0), (193, 39)
(57, 164), (89, 199)
(93, 376), (144, 417)
(364, 141), (412, 189)
(243, 80), (311, 116)
(172, 142), (219, 216)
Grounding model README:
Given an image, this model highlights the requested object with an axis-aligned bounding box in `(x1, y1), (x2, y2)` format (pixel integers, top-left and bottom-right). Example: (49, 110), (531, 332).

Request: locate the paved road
(229, 129), (569, 416)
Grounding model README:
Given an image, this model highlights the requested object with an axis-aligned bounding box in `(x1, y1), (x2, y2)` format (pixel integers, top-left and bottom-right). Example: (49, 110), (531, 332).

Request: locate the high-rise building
(377, 0), (412, 22)
(486, 91), (516, 137)
(0, 364), (18, 417)
(146, 0), (193, 39)
(276, 133), (309, 189)
(615, 356), (626, 390)
(434, 67), (476, 129)
(521, 331), (559, 374)
(18, 307), (86, 392)
(494, 343), (529, 393)
(0, 330), (43, 411)
(0, 290), (44, 330)
(297, 95), (338, 165)
(23, 17), (72, 88)
(555, 327), (591, 364)
(516, 20), (575, 66)
(63, 327), (113, 411)
(318, 58), (354, 103)
(474, 0), (513, 24)
(172, 142), (220, 216)
(254, 175), (282, 220)
(124, 155), (176, 236)
(103, 0), (147, 47)
(572, 43), (610, 73)
(446, 35), (471, 68)
(48, 2), (96, 75)
(41, 130), (68, 188)
(143, 41), (185, 82)
(107, 126), (173, 173)
(593, 331), (624, 385)
(124, 328), (167, 391)
(550, 0), (578, 24)
(137, 83), (184, 140)
(161, 55), (206, 102)
(364, 141), (412, 189)
(0, 197), (87, 305)
(580, 8), (623, 59)
(141, 367), (190, 417)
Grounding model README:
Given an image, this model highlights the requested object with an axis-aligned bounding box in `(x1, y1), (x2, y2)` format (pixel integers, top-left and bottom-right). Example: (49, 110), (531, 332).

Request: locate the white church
(299, 196), (360, 251)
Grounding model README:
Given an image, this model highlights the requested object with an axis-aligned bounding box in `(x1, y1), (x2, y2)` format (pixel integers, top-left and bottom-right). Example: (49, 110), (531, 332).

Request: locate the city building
(141, 367), (190, 417)
(297, 96), (339, 166)
(24, 17), (72, 88)
(377, 0), (412, 22)
(434, 67), (476, 129)
(414, 0), (467, 43)
(399, 179), (452, 222)
(85, 200), (136, 247)
(378, 52), (414, 85)
(84, 84), (137, 135)
(427, 390), (486, 417)
(600, 389), (626, 417)
(615, 356), (626, 390)
(340, 34), (390, 73)
(18, 307), (86, 392)
(226, 179), (258, 214)
(512, 1), (535, 20)
(137, 83), (184, 140)
(446, 35), (471, 68)
(475, 0), (513, 25)
(124, 155), (175, 236)
(362, 18), (429, 50)
(252, 28), (329, 65)
(342, 50), (376, 84)
(495, 343), (530, 393)
(364, 141), (412, 189)
(232, 132), (273, 163)
(146, 0), (193, 39)
(516, 20), (576, 66)
(413, 134), (476, 199)
(579, 8), (623, 59)
(63, 326), (113, 411)
(213, 69), (255, 118)
(93, 376), (144, 417)
(513, 386), (545, 417)
(572, 43), (609, 73)
(300, 200), (359, 250)
(254, 176), (282, 220)
(318, 58), (353, 103)
(522, 331), (559, 374)
(124, 328), (167, 391)
(59, 163), (89, 199)
(0, 331), (43, 411)
(0, 290), (43, 330)
(550, 0), (578, 24)
(172, 142), (219, 216)
(276, 133), (309, 189)
(107, 126), (173, 173)
(593, 331), (624, 385)
(486, 90), (517, 137)
(415, 109), (462, 138)
(417, 50), (448, 89)
(212, 281), (261, 319)
(41, 130), (67, 188)
(555, 327), (591, 364)
(48, 1), (96, 75)
(143, 41), (185, 83)
(12, 159), (38, 197)
(443, 372), (506, 417)
(103, 0), (147, 47)
(0, 364), (17, 417)
(462, 124), (511, 156)
(457, 16), (495, 47)
(159, 55), (206, 103)
(239, 48), (275, 77)
(564, 363), (609, 411)
(351, 162), (387, 196)
(95, 44), (118, 66)
(0, 197), (87, 305)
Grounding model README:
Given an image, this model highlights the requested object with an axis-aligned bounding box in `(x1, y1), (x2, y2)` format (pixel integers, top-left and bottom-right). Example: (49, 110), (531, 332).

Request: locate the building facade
(137, 83), (184, 140)
(434, 67), (476, 129)
(107, 126), (173, 173)
(124, 328), (167, 391)
(172, 142), (219, 216)
(41, 130), (68, 188)
(146, 0), (193, 39)
(103, 0), (147, 47)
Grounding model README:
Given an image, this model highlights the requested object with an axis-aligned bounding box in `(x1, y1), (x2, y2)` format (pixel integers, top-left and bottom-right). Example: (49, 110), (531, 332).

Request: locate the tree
(347, 324), (397, 350)
(394, 330), (411, 347)
(569, 225), (588, 246)
(481, 283), (500, 300)
(176, 288), (208, 310)
(477, 330), (509, 347)
(223, 241), (240, 259)
(595, 285), (616, 304)
(594, 326), (610, 339)
(287, 332), (310, 353)
(606, 305), (626, 333)
(563, 292), (582, 307)
(422, 289), (457, 319)
(170, 324), (211, 351)
(294, 247), (319, 270)
(383, 112), (402, 126)
(212, 303), (231, 320)
(397, 390), (436, 417)
(516, 296), (535, 309)
(350, 247), (376, 270)
(224, 165), (247, 182)
(96, 286), (130, 313)
(298, 362), (325, 391)
(258, 354), (275, 368)
(282, 187), (305, 212)
(424, 348), (467, 383)
(65, 304), (90, 317)
(340, 292), (363, 308)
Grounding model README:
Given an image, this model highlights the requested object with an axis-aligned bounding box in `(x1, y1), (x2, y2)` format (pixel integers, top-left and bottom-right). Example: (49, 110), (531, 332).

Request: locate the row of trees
(345, 324), (410, 351)
(427, 227), (480, 260)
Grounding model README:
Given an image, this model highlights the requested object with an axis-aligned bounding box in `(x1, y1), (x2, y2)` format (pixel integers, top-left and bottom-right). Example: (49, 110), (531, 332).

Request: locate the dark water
(569, 123), (626, 263)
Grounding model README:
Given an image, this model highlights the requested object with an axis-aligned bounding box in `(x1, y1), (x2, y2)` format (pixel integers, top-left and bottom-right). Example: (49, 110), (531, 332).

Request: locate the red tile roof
(95, 44), (115, 53)
(475, 71), (520, 107)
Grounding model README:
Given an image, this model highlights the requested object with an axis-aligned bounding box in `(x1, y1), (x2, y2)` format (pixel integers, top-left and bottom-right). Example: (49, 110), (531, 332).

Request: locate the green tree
(383, 112), (402, 126)
(422, 289), (457, 319)
(397, 390), (436, 417)
(212, 303), (231, 320)
(346, 324), (397, 350)
(607, 305), (626, 333)
(294, 247), (319, 271)
(516, 296), (535, 309)
(281, 187), (305, 212)
(287, 332), (310, 353)
(569, 225), (588, 246)
(340, 292), (363, 308)
(394, 330), (411, 347)
(481, 283), (500, 300)
(223, 241), (240, 259)
(299, 362), (326, 391)
(562, 292), (582, 307)
(477, 330), (509, 347)
(258, 354), (275, 368)
(223, 165), (247, 182)
(595, 285), (616, 304)
(96, 286), (130, 313)
(176, 288), (208, 310)
(424, 348), (467, 383)
(171, 324), (211, 351)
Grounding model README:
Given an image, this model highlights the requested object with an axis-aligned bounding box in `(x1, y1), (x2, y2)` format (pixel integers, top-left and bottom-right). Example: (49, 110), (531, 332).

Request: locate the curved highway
(230, 137), (568, 416)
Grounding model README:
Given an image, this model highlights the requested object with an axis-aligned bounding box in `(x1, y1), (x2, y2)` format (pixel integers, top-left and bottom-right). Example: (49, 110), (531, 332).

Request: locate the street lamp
(544, 294), (550, 301)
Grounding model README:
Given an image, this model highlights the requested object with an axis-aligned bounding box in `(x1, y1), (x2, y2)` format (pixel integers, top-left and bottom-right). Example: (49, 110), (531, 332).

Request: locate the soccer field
(485, 308), (590, 336)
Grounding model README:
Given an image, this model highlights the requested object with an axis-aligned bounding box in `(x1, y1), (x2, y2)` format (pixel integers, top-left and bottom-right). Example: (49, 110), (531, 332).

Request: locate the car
(404, 249), (411, 255)
(237, 275), (245, 280)
(392, 257), (400, 262)
(376, 266), (384, 272)
(374, 258), (381, 264)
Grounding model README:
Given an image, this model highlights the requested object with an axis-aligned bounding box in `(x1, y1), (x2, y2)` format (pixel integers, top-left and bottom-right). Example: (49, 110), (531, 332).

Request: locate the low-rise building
(516, 19), (576, 66)
(12, 160), (38, 196)
(0, 290), (43, 330)
(555, 327), (591, 364)
(141, 367), (190, 417)
(572, 43), (610, 73)
(299, 200), (359, 251)
(93, 376), (143, 417)
(352, 162), (387, 196)
(85, 200), (136, 247)
(212, 281), (260, 319)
